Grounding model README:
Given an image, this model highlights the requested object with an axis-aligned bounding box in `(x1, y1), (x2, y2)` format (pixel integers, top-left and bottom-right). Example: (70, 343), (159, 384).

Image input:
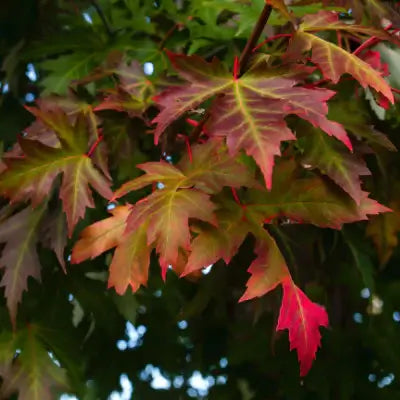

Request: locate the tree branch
(189, 3), (272, 142)
(90, 0), (114, 39)
(238, 4), (272, 76)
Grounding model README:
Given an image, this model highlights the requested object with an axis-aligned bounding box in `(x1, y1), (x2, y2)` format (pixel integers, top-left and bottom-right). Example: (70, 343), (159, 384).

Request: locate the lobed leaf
(0, 326), (68, 400)
(277, 278), (329, 376)
(153, 53), (350, 188)
(299, 127), (370, 204)
(0, 206), (45, 327)
(245, 159), (390, 228)
(0, 107), (112, 235)
(287, 23), (394, 102)
(126, 188), (216, 278)
(239, 227), (289, 301)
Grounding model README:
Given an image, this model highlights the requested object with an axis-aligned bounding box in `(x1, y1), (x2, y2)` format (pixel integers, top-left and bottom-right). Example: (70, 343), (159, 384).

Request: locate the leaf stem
(188, 4), (271, 143)
(238, 3), (273, 76)
(159, 23), (181, 50)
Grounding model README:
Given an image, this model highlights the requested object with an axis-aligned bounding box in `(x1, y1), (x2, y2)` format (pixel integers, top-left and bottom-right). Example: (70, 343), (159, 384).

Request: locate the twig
(90, 0), (114, 39)
(159, 23), (181, 50)
(238, 3), (273, 76)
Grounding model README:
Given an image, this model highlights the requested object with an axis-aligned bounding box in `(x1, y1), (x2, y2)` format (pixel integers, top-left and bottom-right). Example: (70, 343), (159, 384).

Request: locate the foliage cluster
(1, 0), (400, 398)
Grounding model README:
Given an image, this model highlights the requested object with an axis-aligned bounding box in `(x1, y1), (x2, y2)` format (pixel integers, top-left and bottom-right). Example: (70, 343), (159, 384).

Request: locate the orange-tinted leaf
(72, 206), (151, 294)
(108, 224), (151, 294)
(277, 277), (329, 376)
(126, 188), (216, 278)
(239, 228), (289, 301)
(71, 205), (131, 263)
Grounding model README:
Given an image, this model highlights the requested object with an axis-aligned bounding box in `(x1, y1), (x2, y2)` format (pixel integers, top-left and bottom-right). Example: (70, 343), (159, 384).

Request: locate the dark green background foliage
(1, 0), (400, 399)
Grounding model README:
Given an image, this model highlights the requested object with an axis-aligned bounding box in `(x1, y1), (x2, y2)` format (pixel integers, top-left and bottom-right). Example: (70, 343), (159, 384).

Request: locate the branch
(188, 4), (272, 142)
(90, 0), (114, 39)
(238, 4), (273, 76)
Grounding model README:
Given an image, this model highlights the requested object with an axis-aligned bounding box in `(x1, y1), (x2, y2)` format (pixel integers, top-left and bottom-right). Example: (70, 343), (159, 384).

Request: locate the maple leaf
(0, 326), (68, 400)
(299, 126), (370, 204)
(239, 227), (290, 301)
(152, 53), (350, 188)
(126, 188), (216, 278)
(300, 10), (394, 38)
(265, 0), (295, 23)
(287, 13), (394, 102)
(72, 205), (152, 294)
(244, 159), (390, 229)
(40, 207), (68, 273)
(108, 225), (151, 294)
(177, 139), (257, 193)
(76, 141), (251, 288)
(277, 277), (329, 376)
(0, 206), (45, 327)
(327, 100), (396, 151)
(0, 107), (112, 235)
(183, 199), (249, 276)
(71, 205), (131, 263)
(114, 139), (255, 199)
(238, 224), (328, 375)
(91, 59), (154, 116)
(113, 140), (260, 278)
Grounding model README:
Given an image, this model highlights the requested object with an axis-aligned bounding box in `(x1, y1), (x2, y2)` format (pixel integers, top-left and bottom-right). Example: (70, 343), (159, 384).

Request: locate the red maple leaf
(277, 277), (329, 376)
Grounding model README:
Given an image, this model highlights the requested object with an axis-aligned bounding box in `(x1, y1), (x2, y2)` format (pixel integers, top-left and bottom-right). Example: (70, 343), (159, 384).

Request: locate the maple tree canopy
(1, 0), (400, 398)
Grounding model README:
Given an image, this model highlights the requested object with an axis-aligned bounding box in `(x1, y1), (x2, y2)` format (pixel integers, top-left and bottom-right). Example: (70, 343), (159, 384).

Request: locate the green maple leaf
(39, 52), (101, 95)
(0, 107), (112, 235)
(183, 202), (249, 275)
(0, 326), (68, 400)
(244, 159), (390, 228)
(298, 125), (370, 204)
(327, 100), (396, 151)
(152, 52), (350, 188)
